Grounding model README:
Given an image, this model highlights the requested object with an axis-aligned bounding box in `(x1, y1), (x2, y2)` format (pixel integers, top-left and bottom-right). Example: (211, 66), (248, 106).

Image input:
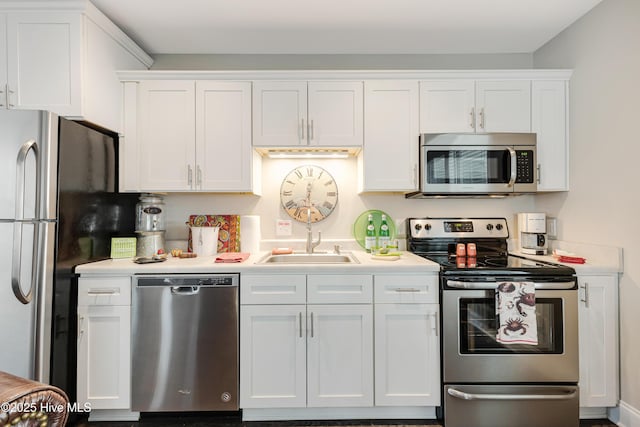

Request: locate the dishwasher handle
(171, 286), (200, 295)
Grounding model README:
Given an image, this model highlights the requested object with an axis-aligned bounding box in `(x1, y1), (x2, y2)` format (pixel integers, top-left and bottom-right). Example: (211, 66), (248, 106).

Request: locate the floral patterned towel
(187, 215), (240, 253)
(496, 281), (538, 345)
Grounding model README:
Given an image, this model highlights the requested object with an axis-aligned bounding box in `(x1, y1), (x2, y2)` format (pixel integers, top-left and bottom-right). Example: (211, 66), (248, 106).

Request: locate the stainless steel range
(407, 218), (579, 427)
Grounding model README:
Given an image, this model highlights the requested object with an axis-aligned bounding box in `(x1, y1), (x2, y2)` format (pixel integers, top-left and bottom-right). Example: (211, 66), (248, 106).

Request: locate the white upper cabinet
(420, 79), (531, 133)
(0, 6), (150, 131)
(253, 80), (363, 147)
(196, 81), (254, 192)
(532, 80), (568, 191)
(475, 80), (531, 133)
(126, 80), (258, 193)
(361, 80), (419, 192)
(420, 80), (475, 133)
(2, 12), (81, 114)
(137, 80), (196, 192)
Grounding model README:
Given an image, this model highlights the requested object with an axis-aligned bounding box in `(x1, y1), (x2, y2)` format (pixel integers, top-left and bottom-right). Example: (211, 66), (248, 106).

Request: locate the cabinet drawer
(241, 275), (306, 305)
(78, 276), (131, 306)
(307, 275), (373, 304)
(374, 274), (438, 303)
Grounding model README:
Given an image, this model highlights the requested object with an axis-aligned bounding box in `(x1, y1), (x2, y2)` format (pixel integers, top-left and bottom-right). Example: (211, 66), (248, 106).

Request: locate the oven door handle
(446, 280), (575, 290)
(447, 387), (577, 401)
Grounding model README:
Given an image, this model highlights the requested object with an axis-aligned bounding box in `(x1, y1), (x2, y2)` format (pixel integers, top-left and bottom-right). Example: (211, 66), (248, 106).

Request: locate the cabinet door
(419, 80), (475, 133)
(374, 304), (440, 406)
(77, 305), (131, 409)
(137, 80), (195, 191)
(253, 81), (307, 147)
(196, 81), (253, 191)
(476, 80), (531, 132)
(308, 81), (363, 147)
(362, 80), (419, 192)
(578, 276), (618, 407)
(307, 304), (373, 407)
(240, 305), (306, 408)
(6, 12), (81, 115)
(532, 80), (568, 191)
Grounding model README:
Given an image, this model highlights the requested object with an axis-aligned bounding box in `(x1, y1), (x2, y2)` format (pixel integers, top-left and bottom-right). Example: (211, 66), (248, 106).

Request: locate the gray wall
(533, 0), (640, 412)
(150, 53), (533, 70)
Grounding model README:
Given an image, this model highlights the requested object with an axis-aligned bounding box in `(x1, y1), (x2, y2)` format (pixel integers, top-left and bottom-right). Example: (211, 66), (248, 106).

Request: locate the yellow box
(110, 237), (137, 258)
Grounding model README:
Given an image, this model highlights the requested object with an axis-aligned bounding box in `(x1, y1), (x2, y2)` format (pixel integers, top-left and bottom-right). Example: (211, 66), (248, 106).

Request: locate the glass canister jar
(136, 194), (166, 232)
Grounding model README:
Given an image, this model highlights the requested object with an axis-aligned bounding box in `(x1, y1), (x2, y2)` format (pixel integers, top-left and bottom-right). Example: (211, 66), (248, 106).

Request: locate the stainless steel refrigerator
(0, 110), (138, 399)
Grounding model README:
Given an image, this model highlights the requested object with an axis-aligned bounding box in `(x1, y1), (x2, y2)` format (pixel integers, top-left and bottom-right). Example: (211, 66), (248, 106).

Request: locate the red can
(466, 243), (477, 257)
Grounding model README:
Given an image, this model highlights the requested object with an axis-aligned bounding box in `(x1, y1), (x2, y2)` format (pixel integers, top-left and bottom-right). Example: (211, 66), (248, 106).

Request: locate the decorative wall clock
(280, 165), (338, 223)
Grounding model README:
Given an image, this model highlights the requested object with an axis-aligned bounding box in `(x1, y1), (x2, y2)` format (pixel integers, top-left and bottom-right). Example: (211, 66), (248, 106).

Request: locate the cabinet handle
(431, 312), (439, 336)
(310, 312), (314, 338)
(78, 316), (85, 338)
(7, 85), (15, 108)
(580, 282), (589, 308)
(394, 288), (420, 293)
(299, 312), (303, 338)
(470, 107), (475, 129)
(301, 118), (305, 141)
(187, 165), (193, 187)
(479, 108), (485, 129)
(87, 289), (118, 295)
(197, 165), (202, 188)
(309, 119), (314, 142)
(537, 164), (541, 185)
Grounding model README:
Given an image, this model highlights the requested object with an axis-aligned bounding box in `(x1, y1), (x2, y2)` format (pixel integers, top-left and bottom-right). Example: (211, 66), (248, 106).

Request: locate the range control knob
(414, 223), (423, 231)
(424, 223), (432, 231)
(496, 223), (503, 231)
(486, 224), (494, 231)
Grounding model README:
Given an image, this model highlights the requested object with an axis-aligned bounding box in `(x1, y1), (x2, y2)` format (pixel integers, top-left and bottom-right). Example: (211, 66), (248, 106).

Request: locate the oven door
(421, 145), (537, 194)
(442, 280), (578, 383)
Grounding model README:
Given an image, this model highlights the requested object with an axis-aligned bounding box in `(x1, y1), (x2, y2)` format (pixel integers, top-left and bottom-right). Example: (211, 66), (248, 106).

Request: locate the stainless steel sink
(259, 252), (359, 264)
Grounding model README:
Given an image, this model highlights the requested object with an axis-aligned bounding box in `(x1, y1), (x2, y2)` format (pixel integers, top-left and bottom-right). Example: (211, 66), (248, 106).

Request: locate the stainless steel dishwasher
(131, 273), (239, 412)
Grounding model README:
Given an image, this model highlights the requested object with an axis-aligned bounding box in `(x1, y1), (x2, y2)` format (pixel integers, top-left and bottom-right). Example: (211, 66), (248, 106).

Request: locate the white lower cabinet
(374, 303), (440, 406)
(240, 274), (374, 409)
(240, 272), (441, 413)
(76, 276), (131, 410)
(307, 304), (373, 407)
(240, 304), (307, 408)
(577, 275), (619, 408)
(373, 274), (441, 407)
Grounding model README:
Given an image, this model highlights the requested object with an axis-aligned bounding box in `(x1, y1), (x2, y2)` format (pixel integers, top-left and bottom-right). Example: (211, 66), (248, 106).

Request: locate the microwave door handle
(506, 147), (517, 187)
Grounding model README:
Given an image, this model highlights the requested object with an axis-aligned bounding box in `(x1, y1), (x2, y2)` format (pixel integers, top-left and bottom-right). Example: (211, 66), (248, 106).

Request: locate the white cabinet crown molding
(117, 69), (573, 82)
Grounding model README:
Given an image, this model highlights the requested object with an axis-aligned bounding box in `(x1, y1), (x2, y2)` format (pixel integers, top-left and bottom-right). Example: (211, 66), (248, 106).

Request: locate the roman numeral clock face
(280, 165), (338, 223)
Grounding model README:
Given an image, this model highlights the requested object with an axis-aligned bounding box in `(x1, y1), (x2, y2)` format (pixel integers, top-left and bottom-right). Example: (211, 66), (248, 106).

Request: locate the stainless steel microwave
(407, 133), (537, 197)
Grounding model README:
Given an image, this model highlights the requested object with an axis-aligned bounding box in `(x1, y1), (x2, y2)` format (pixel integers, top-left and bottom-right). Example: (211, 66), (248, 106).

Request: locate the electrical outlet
(276, 219), (292, 236)
(546, 217), (558, 239)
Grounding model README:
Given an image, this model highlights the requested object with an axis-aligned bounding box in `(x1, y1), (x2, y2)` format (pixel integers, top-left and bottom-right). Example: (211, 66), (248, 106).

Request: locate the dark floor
(71, 412), (618, 427)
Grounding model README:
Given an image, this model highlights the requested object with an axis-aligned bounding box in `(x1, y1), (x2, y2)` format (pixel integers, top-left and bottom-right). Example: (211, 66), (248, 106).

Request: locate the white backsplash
(161, 157), (539, 250)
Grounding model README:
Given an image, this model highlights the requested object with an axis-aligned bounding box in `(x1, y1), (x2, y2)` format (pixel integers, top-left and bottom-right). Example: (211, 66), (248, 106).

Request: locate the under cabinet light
(256, 147), (358, 159)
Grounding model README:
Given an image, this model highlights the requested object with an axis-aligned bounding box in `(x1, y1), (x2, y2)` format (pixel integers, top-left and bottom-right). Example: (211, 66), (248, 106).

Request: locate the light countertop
(75, 249), (440, 276)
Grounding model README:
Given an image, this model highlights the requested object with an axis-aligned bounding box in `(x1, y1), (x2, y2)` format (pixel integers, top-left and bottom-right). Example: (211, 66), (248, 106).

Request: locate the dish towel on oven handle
(496, 281), (538, 345)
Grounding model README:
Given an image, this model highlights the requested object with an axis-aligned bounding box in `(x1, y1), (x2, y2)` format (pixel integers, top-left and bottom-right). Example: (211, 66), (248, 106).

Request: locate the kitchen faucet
(306, 207), (321, 254)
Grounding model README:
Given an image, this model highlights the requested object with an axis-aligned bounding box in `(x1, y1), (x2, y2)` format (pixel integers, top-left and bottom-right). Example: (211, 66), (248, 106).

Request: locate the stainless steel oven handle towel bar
(446, 280), (575, 290)
(448, 387), (578, 401)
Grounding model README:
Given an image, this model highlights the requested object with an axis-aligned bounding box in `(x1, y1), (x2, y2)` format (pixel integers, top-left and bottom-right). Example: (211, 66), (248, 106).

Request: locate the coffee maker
(135, 194), (166, 257)
(517, 212), (548, 255)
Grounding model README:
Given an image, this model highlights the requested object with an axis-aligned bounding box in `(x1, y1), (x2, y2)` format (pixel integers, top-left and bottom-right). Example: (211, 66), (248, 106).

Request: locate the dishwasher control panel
(135, 273), (239, 287)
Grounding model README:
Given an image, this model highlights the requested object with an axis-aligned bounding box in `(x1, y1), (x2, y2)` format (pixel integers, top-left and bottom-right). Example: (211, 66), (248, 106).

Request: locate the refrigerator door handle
(12, 140), (41, 304)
